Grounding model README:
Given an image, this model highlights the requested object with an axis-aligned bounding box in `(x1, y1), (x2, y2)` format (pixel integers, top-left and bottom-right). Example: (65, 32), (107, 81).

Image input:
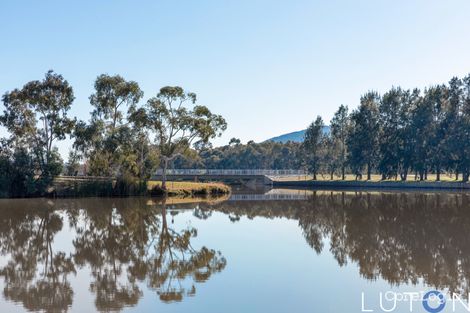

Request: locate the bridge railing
(155, 169), (306, 176)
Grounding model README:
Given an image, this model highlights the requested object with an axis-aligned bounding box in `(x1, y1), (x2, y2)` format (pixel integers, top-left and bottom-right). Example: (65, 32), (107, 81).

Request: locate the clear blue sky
(1, 0), (470, 156)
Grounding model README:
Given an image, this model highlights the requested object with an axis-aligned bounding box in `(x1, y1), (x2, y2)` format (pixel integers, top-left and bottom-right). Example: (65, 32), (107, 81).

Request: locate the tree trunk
(313, 172), (317, 180)
(436, 165), (440, 181)
(401, 169), (408, 181)
(367, 163), (371, 181)
(330, 172), (334, 180)
(341, 165), (345, 180)
(161, 158), (168, 191)
(456, 171), (460, 181)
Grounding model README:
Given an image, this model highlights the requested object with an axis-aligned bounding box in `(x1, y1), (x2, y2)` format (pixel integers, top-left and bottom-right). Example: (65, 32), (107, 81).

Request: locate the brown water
(0, 189), (470, 312)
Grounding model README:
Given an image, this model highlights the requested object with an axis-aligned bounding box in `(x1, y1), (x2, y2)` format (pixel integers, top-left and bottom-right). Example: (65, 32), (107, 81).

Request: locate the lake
(1, 188), (470, 313)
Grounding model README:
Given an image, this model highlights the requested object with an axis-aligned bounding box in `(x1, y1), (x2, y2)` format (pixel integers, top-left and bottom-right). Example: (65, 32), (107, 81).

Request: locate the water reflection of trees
(0, 204), (75, 313)
(200, 191), (470, 294)
(0, 198), (226, 312)
(2, 192), (470, 311)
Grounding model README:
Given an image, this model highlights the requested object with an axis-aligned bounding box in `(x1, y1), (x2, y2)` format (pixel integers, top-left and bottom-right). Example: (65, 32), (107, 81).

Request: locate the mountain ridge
(265, 126), (330, 143)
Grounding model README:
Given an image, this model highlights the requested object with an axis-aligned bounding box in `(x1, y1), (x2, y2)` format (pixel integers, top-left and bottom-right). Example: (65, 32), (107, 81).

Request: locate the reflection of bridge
(229, 193), (308, 201)
(154, 169), (305, 186)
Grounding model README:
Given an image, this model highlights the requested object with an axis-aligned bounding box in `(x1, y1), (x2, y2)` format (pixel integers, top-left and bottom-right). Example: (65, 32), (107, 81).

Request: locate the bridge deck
(155, 169), (305, 177)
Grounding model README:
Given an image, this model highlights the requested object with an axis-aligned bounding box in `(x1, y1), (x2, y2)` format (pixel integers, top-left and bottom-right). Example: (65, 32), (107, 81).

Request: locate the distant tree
(64, 151), (81, 176)
(0, 70), (74, 189)
(303, 116), (325, 180)
(144, 86), (227, 190)
(347, 91), (380, 180)
(330, 105), (349, 180)
(229, 138), (241, 146)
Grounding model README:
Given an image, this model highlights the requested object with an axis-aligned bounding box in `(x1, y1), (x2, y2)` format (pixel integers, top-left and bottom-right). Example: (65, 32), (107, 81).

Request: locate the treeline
(0, 71), (226, 197)
(303, 74), (470, 181)
(174, 139), (303, 169)
(177, 74), (470, 182)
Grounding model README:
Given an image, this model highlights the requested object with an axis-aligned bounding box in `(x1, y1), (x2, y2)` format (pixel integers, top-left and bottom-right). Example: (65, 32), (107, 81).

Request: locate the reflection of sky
(131, 211), (437, 313)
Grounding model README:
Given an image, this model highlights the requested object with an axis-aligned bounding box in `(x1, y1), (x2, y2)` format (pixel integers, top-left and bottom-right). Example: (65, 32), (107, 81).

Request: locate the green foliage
(174, 140), (303, 170)
(330, 105), (349, 179)
(347, 91), (380, 179)
(143, 86), (227, 189)
(0, 71), (74, 195)
(303, 116), (325, 180)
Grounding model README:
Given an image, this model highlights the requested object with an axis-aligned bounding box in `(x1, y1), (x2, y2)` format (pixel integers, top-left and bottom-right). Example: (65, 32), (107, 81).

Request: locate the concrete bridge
(154, 169), (305, 186)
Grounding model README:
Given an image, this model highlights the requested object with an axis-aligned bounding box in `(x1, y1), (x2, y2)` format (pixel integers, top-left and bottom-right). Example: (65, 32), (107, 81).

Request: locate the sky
(1, 0), (470, 157)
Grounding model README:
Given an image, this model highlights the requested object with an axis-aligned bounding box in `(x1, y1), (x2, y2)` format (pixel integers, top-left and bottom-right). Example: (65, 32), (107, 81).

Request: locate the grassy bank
(147, 181), (231, 197)
(274, 179), (470, 190)
(50, 177), (231, 198)
(272, 173), (461, 182)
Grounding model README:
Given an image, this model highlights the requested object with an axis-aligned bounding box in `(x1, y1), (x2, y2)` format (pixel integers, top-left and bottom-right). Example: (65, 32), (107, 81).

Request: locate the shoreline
(43, 178), (232, 198)
(273, 180), (470, 190)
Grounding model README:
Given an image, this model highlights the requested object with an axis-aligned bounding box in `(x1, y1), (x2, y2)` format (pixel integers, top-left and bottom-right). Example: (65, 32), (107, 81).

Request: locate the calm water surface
(1, 189), (470, 313)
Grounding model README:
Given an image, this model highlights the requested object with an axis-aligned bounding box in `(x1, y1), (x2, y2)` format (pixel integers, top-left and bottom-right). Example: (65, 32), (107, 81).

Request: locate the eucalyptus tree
(0, 71), (75, 189)
(74, 74), (144, 177)
(144, 86), (227, 190)
(330, 104), (349, 180)
(303, 116), (325, 180)
(347, 91), (380, 180)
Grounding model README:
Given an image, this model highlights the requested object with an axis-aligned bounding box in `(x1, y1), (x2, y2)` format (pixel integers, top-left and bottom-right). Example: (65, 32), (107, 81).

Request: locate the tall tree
(347, 91), (380, 180)
(75, 74), (144, 177)
(330, 105), (349, 180)
(460, 74), (470, 182)
(144, 86), (227, 190)
(445, 77), (464, 180)
(427, 85), (448, 181)
(323, 133), (340, 180)
(378, 87), (405, 179)
(303, 116), (325, 180)
(396, 89), (416, 181)
(1, 70), (74, 186)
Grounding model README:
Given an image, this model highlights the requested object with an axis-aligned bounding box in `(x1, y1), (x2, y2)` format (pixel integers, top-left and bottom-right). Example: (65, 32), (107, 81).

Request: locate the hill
(266, 126), (330, 143)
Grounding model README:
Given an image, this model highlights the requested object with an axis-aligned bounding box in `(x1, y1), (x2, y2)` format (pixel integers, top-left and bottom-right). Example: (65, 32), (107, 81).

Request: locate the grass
(272, 173), (463, 182)
(51, 177), (230, 198)
(147, 180), (231, 197)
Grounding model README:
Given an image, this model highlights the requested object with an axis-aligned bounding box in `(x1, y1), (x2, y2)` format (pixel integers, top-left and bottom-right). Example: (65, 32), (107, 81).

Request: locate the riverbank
(273, 179), (470, 190)
(50, 177), (231, 198)
(148, 181), (231, 197)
